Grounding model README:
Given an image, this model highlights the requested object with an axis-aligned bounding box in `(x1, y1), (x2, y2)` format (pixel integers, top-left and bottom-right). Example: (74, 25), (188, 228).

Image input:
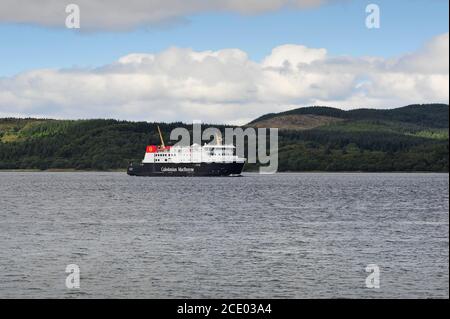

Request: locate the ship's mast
(215, 132), (222, 145)
(157, 125), (166, 148)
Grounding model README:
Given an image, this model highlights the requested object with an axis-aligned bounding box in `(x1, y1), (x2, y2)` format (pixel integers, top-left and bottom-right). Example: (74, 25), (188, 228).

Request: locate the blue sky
(0, 0), (448, 122)
(1, 0), (448, 76)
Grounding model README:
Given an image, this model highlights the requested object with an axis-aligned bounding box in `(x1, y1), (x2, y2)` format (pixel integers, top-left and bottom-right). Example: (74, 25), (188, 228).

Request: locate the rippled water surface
(0, 172), (448, 298)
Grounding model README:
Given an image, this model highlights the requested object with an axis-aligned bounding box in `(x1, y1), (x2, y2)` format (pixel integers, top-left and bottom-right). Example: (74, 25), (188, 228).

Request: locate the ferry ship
(127, 126), (246, 177)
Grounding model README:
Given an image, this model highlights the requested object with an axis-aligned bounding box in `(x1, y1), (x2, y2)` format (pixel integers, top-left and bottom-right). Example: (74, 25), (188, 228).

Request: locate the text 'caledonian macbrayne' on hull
(127, 126), (246, 177)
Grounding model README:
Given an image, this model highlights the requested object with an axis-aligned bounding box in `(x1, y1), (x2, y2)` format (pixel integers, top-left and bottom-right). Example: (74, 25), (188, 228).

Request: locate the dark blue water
(0, 172), (448, 298)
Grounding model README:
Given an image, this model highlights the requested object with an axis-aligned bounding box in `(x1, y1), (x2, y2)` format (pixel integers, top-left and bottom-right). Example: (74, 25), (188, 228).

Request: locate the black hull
(127, 162), (244, 177)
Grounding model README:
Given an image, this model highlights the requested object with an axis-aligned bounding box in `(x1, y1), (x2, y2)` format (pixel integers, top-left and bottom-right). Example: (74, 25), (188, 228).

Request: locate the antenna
(157, 125), (165, 148)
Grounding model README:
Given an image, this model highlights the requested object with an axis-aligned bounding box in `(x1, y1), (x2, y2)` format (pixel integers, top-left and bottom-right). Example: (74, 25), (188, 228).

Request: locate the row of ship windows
(208, 152), (227, 155)
(154, 153), (230, 157)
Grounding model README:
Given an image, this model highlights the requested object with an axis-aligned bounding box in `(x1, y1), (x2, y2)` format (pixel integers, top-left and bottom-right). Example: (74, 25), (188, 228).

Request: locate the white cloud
(0, 0), (339, 30)
(262, 45), (327, 67)
(0, 33), (448, 124)
(394, 33), (449, 74)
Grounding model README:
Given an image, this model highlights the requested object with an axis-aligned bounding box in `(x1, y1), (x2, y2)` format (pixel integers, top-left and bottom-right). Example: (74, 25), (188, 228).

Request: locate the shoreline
(0, 169), (125, 172)
(0, 169), (448, 174)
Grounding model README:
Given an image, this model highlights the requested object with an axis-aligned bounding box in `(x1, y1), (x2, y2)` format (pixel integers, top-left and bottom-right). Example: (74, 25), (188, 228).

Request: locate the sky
(0, 0), (448, 124)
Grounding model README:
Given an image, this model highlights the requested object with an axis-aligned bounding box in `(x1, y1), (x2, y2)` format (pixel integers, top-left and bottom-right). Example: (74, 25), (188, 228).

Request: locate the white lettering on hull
(161, 167), (194, 172)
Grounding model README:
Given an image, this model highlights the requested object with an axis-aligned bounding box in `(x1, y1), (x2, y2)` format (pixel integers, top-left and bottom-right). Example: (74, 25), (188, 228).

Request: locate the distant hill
(246, 104), (448, 172)
(0, 104), (448, 172)
(248, 114), (344, 131)
(249, 104), (449, 129)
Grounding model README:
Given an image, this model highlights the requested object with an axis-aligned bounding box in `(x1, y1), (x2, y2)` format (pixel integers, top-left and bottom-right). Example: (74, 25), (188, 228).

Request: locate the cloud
(0, 0), (339, 30)
(262, 45), (327, 67)
(394, 33), (449, 74)
(0, 33), (448, 124)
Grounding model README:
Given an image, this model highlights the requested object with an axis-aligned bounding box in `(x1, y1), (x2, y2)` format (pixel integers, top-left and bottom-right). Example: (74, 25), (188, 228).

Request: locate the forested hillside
(0, 104), (448, 171)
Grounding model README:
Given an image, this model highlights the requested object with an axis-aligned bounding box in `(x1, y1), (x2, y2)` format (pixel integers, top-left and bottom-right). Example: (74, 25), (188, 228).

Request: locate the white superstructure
(142, 143), (245, 164)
